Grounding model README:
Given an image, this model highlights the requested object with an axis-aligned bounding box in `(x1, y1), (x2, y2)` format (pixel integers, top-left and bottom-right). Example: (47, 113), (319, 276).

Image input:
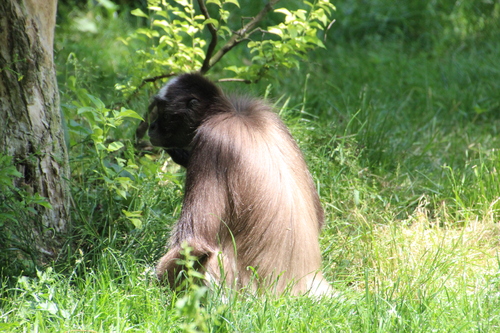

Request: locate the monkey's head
(148, 73), (221, 149)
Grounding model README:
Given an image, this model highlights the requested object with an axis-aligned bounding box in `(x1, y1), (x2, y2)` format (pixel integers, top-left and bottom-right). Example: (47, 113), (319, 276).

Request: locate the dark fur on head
(149, 73), (331, 296)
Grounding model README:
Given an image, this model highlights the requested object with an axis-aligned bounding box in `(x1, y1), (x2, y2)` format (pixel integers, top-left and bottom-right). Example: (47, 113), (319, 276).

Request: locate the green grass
(2, 1), (500, 332)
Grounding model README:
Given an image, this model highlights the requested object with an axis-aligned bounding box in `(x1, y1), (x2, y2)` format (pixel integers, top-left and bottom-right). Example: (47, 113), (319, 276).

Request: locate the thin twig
(217, 78), (253, 83)
(324, 19), (336, 42)
(124, 73), (176, 105)
(208, 0), (280, 69)
(248, 27), (271, 36)
(143, 73), (176, 83)
(197, 0), (218, 74)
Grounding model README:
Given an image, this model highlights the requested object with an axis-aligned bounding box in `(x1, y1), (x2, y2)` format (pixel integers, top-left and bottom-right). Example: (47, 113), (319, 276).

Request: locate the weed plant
(2, 0), (500, 332)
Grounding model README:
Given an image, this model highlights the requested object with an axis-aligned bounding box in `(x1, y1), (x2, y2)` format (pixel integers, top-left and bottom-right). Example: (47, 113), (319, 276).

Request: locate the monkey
(148, 73), (331, 296)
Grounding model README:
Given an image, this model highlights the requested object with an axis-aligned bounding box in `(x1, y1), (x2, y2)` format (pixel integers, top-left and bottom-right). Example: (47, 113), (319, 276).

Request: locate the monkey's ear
(187, 98), (199, 110)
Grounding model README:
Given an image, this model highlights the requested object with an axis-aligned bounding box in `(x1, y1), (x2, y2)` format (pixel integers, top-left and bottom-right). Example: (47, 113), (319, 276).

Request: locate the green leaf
(76, 106), (95, 115)
(122, 211), (143, 229)
(97, 0), (118, 11)
(107, 141), (124, 152)
(116, 177), (132, 185)
(175, 0), (190, 6)
(287, 25), (298, 39)
(122, 210), (142, 217)
(275, 8), (292, 17)
(131, 8), (148, 18)
(206, 0), (222, 6)
(118, 108), (144, 121)
(136, 27), (160, 38)
(295, 9), (307, 21)
(87, 94), (106, 109)
(224, 0), (240, 7)
(224, 66), (242, 74)
(31, 193), (53, 209)
(203, 18), (219, 28)
(116, 188), (127, 199)
(268, 27), (283, 37)
(95, 142), (107, 151)
(129, 218), (143, 229)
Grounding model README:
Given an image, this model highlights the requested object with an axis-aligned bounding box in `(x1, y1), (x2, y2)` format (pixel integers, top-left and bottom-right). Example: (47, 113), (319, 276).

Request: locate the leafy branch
(200, 0), (280, 75)
(124, 72), (176, 106)
(120, 0), (335, 94)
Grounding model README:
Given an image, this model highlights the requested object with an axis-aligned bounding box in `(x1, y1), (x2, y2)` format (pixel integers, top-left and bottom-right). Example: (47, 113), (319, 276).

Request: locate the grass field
(1, 1), (500, 332)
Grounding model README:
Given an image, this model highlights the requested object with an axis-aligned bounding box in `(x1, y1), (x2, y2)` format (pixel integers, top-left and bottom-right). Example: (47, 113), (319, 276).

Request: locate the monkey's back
(184, 96), (329, 294)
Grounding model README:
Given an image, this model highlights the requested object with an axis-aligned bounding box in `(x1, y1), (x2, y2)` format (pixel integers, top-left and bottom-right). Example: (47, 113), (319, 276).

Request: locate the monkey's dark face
(148, 96), (197, 149)
(148, 74), (220, 149)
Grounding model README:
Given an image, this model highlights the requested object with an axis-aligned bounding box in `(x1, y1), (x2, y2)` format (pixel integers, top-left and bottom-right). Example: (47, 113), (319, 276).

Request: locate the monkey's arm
(156, 154), (227, 286)
(157, 122), (232, 287)
(166, 148), (190, 168)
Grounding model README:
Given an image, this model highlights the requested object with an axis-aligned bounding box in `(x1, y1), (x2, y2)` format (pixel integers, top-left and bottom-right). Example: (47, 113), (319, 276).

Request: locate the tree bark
(0, 0), (70, 269)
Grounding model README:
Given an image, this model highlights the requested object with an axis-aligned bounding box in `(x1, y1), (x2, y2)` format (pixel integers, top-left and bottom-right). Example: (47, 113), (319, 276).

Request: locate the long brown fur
(149, 73), (331, 296)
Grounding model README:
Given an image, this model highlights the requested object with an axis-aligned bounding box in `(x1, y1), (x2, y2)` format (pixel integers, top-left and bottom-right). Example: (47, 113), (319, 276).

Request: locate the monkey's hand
(156, 243), (212, 288)
(166, 148), (190, 168)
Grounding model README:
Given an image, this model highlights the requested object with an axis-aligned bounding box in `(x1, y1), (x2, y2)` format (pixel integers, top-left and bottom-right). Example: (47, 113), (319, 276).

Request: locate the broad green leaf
(175, 0), (190, 7)
(220, 9), (230, 21)
(95, 142), (106, 151)
(76, 106), (95, 115)
(225, 0), (240, 7)
(87, 94), (106, 109)
(287, 25), (298, 39)
(153, 20), (169, 28)
(268, 27), (283, 37)
(275, 8), (292, 17)
(118, 108), (144, 121)
(206, 0), (222, 7)
(116, 188), (127, 199)
(97, 0), (118, 10)
(131, 8), (148, 18)
(136, 28), (160, 38)
(295, 9), (307, 21)
(122, 210), (142, 217)
(32, 194), (53, 209)
(129, 218), (143, 229)
(203, 18), (219, 28)
(224, 66), (242, 74)
(107, 141), (124, 152)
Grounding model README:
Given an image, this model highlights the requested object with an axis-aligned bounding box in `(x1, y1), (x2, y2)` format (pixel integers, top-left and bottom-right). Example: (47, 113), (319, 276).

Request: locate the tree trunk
(0, 0), (70, 271)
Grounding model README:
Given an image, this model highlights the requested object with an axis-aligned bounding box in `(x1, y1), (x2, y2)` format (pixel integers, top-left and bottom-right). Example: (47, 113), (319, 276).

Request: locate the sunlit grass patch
(365, 201), (499, 295)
